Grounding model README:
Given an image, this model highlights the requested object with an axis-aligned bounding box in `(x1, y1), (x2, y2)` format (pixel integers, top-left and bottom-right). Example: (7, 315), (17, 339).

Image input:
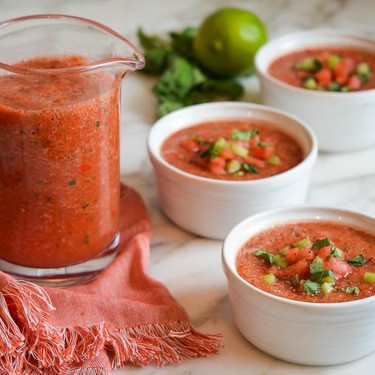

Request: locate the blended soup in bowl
(161, 119), (304, 181)
(268, 47), (375, 92)
(236, 221), (375, 303)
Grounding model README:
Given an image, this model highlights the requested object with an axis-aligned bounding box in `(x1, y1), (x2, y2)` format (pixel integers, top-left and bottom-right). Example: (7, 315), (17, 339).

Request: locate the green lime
(193, 7), (268, 78)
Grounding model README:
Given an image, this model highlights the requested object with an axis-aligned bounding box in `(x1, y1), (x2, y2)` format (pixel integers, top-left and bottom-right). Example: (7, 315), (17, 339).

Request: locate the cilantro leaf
(170, 27), (197, 60)
(347, 255), (367, 266)
(311, 238), (331, 250)
(137, 27), (245, 116)
(153, 56), (195, 103)
(253, 250), (274, 265)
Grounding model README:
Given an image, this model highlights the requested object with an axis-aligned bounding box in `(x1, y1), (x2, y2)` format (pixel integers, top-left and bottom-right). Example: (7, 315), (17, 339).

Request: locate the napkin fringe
(108, 321), (223, 368)
(0, 274), (223, 374)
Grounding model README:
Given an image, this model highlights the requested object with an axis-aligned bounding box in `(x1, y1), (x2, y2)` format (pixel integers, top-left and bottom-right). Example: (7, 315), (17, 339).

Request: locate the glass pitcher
(0, 14), (144, 285)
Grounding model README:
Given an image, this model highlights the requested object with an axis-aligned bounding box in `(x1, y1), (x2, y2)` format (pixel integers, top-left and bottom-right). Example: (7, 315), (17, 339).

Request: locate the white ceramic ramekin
(222, 205), (375, 365)
(255, 29), (375, 153)
(147, 102), (317, 240)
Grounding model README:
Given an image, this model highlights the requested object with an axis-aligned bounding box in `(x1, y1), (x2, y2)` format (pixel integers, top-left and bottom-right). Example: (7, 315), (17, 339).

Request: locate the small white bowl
(147, 102), (317, 240)
(255, 29), (375, 153)
(222, 206), (375, 366)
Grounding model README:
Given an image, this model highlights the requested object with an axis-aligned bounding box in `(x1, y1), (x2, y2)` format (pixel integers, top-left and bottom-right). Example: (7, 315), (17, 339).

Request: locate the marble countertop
(3, 0), (375, 373)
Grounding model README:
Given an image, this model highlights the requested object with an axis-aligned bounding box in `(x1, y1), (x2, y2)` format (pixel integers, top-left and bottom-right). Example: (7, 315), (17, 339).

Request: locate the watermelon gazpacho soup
(161, 119), (303, 180)
(268, 47), (375, 92)
(236, 221), (375, 303)
(0, 55), (120, 268)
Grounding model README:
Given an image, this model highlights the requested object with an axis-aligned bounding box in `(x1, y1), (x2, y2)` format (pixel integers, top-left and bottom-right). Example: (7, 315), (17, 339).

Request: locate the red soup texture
(0, 56), (120, 268)
(268, 47), (375, 92)
(161, 119), (303, 181)
(236, 221), (375, 303)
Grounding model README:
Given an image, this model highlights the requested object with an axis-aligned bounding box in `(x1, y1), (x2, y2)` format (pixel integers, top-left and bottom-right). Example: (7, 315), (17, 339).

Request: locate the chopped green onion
(213, 137), (228, 155)
(303, 280), (320, 295)
(319, 270), (336, 284)
(295, 238), (311, 249)
(231, 170), (244, 177)
(343, 286), (360, 295)
(297, 57), (322, 72)
(230, 143), (249, 157)
(261, 273), (277, 285)
(327, 54), (341, 70)
(356, 62), (370, 76)
(311, 238), (331, 250)
(226, 159), (241, 174)
(364, 272), (375, 284)
(266, 155), (280, 165)
(321, 282), (334, 295)
(303, 77), (318, 90)
(348, 255), (366, 266)
(253, 250), (274, 264)
(274, 254), (287, 268)
(201, 138), (228, 158)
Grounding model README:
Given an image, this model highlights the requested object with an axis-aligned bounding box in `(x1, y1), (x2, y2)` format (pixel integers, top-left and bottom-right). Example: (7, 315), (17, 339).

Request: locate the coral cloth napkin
(0, 185), (223, 374)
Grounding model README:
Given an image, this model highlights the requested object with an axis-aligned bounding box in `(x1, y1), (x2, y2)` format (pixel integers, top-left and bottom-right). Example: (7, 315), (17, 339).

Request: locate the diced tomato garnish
(180, 138), (199, 152)
(316, 245), (332, 260)
(285, 247), (315, 265)
(333, 60), (353, 85)
(251, 145), (274, 160)
(348, 75), (362, 91)
(314, 68), (332, 87)
(209, 157), (226, 175)
(220, 147), (236, 160)
(325, 257), (352, 279)
(244, 156), (266, 169)
(275, 259), (310, 280)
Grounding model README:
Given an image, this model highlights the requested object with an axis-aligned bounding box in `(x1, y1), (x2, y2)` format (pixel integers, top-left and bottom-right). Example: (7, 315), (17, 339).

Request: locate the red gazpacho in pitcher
(236, 221), (375, 303)
(0, 56), (120, 268)
(161, 119), (303, 180)
(268, 47), (375, 92)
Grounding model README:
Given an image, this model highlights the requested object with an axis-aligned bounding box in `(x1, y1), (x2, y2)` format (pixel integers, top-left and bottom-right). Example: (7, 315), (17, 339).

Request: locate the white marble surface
(3, 0), (375, 373)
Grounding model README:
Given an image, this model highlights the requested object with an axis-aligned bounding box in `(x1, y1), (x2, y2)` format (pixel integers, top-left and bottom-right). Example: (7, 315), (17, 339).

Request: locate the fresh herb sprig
(137, 28), (244, 117)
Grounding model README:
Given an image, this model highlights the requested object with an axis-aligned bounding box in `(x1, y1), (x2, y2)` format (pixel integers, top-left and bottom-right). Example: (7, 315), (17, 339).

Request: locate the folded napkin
(0, 185), (223, 374)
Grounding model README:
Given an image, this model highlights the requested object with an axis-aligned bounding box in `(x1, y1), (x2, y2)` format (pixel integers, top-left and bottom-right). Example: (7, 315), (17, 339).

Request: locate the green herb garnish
(311, 238), (331, 250)
(303, 280), (320, 295)
(295, 238), (311, 249)
(231, 128), (259, 141)
(343, 286), (360, 295)
(242, 163), (258, 174)
(347, 255), (367, 266)
(137, 28), (244, 117)
(253, 250), (274, 264)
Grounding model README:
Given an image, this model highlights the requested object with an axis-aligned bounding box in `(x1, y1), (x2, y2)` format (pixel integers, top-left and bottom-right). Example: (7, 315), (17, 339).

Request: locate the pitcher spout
(0, 14), (145, 76)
